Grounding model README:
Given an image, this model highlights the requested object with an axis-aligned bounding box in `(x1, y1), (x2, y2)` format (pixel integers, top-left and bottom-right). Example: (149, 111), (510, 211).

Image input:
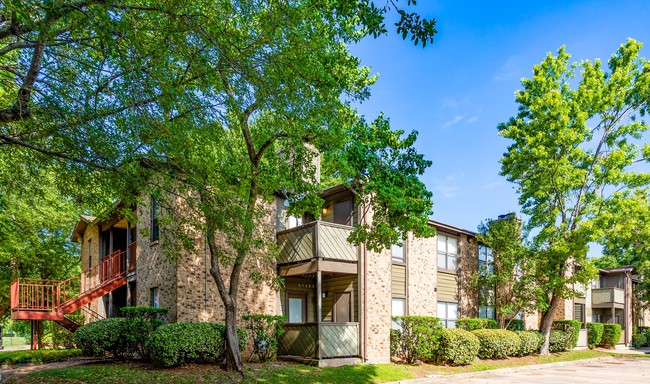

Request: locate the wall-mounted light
(322, 206), (330, 216)
(322, 291), (328, 298)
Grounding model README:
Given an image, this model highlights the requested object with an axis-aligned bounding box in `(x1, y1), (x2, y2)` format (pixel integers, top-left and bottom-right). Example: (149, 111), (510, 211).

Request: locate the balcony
(279, 322), (359, 359)
(277, 221), (357, 265)
(592, 287), (625, 307)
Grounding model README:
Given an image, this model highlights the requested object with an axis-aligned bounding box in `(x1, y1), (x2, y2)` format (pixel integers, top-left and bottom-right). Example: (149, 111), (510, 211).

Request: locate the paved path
(423, 357), (650, 384)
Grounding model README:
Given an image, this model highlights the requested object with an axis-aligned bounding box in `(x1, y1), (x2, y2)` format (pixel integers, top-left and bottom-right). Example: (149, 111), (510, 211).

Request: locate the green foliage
(632, 333), (647, 349)
(553, 320), (582, 349)
(241, 314), (286, 362)
(0, 349), (82, 365)
(515, 331), (545, 356)
(549, 330), (569, 353)
(390, 329), (401, 357)
(599, 324), (622, 348)
(498, 39), (650, 345)
(646, 331), (650, 347)
(120, 306), (169, 360)
(505, 319), (525, 332)
(391, 316), (444, 363)
(47, 315), (83, 349)
(437, 328), (479, 365)
(73, 318), (129, 360)
(147, 322), (248, 367)
(456, 318), (498, 331)
(586, 322), (604, 349)
(471, 329), (521, 359)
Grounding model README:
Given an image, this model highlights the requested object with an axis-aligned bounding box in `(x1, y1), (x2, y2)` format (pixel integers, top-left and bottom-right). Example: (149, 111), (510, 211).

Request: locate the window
(478, 245), (494, 274)
(151, 198), (160, 242)
(150, 287), (159, 308)
(479, 305), (496, 319)
(87, 239), (92, 269)
(392, 298), (406, 329)
(591, 279), (599, 289)
(437, 301), (458, 328)
(333, 199), (353, 225)
(574, 303), (585, 324)
(592, 313), (601, 323)
(437, 235), (458, 270)
(287, 293), (307, 323)
(391, 242), (405, 263)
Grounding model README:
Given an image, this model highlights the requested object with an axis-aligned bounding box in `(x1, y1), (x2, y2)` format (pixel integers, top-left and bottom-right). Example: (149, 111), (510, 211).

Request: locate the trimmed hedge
(121, 306), (169, 359)
(515, 331), (544, 356)
(471, 329), (521, 359)
(506, 319), (525, 332)
(147, 322), (248, 367)
(391, 316), (444, 363)
(549, 330), (569, 352)
(632, 334), (647, 349)
(390, 329), (400, 357)
(646, 331), (650, 347)
(586, 322), (604, 349)
(456, 318), (498, 331)
(437, 328), (480, 365)
(599, 324), (622, 348)
(0, 349), (82, 365)
(73, 318), (130, 359)
(553, 320), (582, 349)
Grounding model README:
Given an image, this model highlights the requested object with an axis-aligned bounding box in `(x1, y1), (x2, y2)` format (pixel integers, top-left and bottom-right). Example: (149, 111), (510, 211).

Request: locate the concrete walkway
(409, 357), (650, 384)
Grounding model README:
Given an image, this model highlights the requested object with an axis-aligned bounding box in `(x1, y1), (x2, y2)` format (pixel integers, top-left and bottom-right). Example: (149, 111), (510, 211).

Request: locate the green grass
(1, 336), (29, 347)
(0, 349), (82, 365)
(4, 349), (626, 384)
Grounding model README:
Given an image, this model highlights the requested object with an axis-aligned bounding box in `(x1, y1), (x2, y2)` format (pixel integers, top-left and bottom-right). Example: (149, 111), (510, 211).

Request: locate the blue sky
(351, 1), (650, 247)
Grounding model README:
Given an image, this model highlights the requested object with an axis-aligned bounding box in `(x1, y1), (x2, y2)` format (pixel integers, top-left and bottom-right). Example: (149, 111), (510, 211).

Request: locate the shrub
(121, 306), (169, 359)
(73, 318), (130, 359)
(390, 329), (400, 357)
(471, 329), (521, 359)
(599, 324), (622, 348)
(515, 331), (544, 356)
(241, 314), (286, 362)
(147, 322), (248, 367)
(632, 334), (647, 349)
(548, 330), (569, 352)
(392, 316), (444, 363)
(586, 322), (604, 349)
(456, 318), (498, 331)
(506, 319), (524, 332)
(0, 349), (82, 365)
(553, 320), (582, 349)
(646, 331), (650, 347)
(437, 328), (479, 365)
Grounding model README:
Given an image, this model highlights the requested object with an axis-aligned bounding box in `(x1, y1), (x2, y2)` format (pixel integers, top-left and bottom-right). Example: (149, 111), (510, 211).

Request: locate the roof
(599, 265), (636, 274)
(69, 200), (124, 242)
(428, 219), (477, 237)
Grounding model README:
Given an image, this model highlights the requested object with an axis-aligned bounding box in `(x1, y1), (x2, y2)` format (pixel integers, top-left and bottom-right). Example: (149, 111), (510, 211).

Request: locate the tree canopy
(498, 39), (650, 354)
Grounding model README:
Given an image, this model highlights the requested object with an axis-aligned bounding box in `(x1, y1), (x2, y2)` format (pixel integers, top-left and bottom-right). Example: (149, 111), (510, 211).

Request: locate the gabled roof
(428, 219), (477, 237)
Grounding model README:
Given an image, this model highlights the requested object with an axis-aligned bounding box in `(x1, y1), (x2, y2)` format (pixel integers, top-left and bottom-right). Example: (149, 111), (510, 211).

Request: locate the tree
(0, 0), (437, 372)
(498, 39), (650, 354)
(475, 215), (540, 330)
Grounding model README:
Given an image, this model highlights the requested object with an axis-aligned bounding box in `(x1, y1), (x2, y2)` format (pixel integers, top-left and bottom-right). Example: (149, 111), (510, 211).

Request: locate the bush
(553, 320), (582, 349)
(437, 328), (479, 365)
(471, 329), (521, 359)
(147, 322), (248, 367)
(73, 318), (130, 359)
(515, 331), (544, 356)
(632, 334), (647, 349)
(241, 314), (286, 362)
(392, 316), (444, 363)
(586, 322), (604, 349)
(646, 331), (650, 347)
(548, 330), (569, 352)
(390, 329), (400, 357)
(599, 324), (622, 348)
(456, 318), (498, 331)
(0, 349), (82, 365)
(121, 306), (169, 359)
(506, 319), (524, 332)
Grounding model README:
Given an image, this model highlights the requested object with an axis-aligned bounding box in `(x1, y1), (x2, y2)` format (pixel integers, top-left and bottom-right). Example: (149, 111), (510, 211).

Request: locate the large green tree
(0, 0), (437, 371)
(498, 39), (650, 354)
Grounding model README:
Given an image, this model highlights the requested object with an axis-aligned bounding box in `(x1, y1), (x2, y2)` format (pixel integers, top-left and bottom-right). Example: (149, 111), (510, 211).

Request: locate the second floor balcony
(276, 221), (357, 265)
(592, 287), (625, 307)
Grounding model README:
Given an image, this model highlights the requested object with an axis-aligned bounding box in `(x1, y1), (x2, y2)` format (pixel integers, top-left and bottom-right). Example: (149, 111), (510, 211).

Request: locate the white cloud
(494, 56), (522, 81)
(442, 115), (463, 129)
(467, 116), (478, 123)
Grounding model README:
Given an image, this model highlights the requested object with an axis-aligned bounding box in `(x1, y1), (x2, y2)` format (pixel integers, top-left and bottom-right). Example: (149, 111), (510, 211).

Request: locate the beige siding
(437, 271), (458, 301)
(391, 264), (406, 298)
(281, 277), (317, 323)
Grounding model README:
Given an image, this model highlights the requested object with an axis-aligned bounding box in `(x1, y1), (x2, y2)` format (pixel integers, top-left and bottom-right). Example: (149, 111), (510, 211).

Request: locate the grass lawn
(1, 336), (29, 347)
(2, 349), (626, 384)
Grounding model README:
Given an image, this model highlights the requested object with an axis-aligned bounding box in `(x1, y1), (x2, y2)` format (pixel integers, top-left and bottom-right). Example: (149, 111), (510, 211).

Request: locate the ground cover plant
(0, 349), (82, 365)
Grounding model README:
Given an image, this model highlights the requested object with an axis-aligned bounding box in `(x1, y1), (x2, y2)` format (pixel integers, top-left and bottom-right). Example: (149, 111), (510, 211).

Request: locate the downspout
(362, 202), (368, 363)
(624, 271), (630, 346)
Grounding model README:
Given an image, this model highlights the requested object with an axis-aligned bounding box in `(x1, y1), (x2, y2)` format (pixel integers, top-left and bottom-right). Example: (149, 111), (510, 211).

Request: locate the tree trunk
(224, 301), (244, 373)
(539, 293), (562, 355)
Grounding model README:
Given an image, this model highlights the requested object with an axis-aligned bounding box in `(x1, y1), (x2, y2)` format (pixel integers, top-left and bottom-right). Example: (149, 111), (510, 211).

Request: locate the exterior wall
(135, 197), (178, 322)
(458, 234), (478, 318)
(407, 234), (436, 316)
(281, 277), (316, 322)
(322, 275), (358, 322)
(80, 223), (103, 319)
(364, 246), (392, 364)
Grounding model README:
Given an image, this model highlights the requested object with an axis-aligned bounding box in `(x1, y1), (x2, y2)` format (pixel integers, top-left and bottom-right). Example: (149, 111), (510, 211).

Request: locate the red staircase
(10, 249), (128, 331)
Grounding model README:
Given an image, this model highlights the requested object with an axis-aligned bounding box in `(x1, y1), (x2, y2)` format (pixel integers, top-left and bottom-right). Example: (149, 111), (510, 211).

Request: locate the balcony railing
(277, 221), (357, 264)
(592, 287), (625, 306)
(278, 322), (359, 358)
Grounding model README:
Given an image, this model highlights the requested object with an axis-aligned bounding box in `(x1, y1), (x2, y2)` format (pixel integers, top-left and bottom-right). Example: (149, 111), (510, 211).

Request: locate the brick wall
(407, 233), (436, 316)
